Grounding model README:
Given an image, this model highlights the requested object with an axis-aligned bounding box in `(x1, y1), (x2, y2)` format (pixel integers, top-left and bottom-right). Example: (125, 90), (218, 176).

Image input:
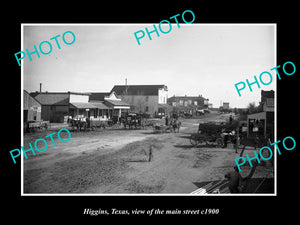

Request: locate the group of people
(164, 113), (179, 126)
(165, 115), (181, 132)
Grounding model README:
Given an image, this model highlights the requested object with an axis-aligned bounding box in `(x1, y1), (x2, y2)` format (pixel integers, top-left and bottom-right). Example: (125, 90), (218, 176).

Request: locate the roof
(89, 92), (111, 102)
(30, 91), (89, 97)
(69, 102), (98, 109)
(111, 85), (167, 96)
(24, 90), (42, 109)
(168, 95), (207, 101)
(105, 99), (130, 107)
(90, 102), (110, 109)
(30, 92), (69, 105)
(69, 102), (111, 109)
(30, 92), (91, 105)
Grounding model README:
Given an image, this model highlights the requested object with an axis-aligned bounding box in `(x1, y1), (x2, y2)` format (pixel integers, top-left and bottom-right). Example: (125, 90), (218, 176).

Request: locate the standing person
(229, 115), (233, 124)
(198, 122), (201, 133)
(148, 145), (153, 162)
(165, 115), (169, 126)
(223, 133), (229, 148)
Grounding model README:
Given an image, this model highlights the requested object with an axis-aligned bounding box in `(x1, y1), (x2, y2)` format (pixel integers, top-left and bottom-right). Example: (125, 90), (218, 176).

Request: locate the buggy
(190, 122), (237, 147)
(122, 113), (143, 129)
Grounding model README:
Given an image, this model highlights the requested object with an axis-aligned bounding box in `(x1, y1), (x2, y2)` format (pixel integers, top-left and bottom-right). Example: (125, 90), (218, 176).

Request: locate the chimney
(125, 78), (127, 86)
(39, 83), (42, 93)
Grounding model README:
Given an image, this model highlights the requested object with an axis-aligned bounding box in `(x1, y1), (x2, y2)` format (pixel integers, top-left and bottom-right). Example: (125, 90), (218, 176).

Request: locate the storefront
(247, 111), (274, 140)
(69, 102), (98, 118)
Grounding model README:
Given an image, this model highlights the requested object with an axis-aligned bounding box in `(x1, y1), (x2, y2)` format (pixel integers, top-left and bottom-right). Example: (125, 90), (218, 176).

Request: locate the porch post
(118, 108), (121, 118)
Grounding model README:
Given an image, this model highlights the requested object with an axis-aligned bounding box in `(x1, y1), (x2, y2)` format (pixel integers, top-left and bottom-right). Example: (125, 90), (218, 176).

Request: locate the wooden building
(167, 95), (209, 116)
(247, 90), (275, 139)
(89, 91), (130, 123)
(24, 90), (42, 132)
(110, 85), (168, 116)
(24, 90), (42, 122)
(30, 92), (101, 122)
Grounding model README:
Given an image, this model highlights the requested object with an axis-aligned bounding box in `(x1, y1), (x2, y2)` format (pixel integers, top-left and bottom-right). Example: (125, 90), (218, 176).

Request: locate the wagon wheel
(216, 137), (224, 148)
(190, 133), (208, 147)
(190, 134), (200, 147)
(198, 136), (208, 146)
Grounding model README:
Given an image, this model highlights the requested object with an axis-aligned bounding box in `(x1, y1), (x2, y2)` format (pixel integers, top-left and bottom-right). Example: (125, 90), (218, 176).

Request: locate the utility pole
(125, 77), (128, 95)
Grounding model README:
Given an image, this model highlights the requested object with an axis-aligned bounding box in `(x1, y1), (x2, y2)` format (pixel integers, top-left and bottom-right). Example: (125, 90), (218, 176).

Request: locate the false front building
(110, 85), (169, 116)
(30, 91), (129, 123)
(89, 91), (130, 123)
(30, 92), (103, 122)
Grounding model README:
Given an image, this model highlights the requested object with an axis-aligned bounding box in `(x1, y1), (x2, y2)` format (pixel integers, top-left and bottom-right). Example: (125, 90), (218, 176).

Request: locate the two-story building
(167, 95), (209, 116)
(110, 85), (169, 116)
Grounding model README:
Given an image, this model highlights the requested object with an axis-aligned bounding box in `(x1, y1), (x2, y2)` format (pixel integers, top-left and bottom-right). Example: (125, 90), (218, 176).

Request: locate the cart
(122, 113), (144, 129)
(27, 120), (49, 132)
(189, 122), (237, 147)
(190, 132), (224, 147)
(88, 117), (107, 130)
(153, 124), (172, 133)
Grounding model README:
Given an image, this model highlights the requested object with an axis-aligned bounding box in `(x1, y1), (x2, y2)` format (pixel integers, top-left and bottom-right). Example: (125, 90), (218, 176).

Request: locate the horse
(68, 117), (87, 131)
(170, 118), (181, 133)
(122, 114), (143, 129)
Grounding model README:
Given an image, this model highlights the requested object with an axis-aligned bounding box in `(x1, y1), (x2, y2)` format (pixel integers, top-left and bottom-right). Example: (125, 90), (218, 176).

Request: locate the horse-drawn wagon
(122, 113), (142, 129)
(68, 115), (108, 131)
(153, 118), (181, 133)
(190, 122), (237, 147)
(26, 120), (49, 132)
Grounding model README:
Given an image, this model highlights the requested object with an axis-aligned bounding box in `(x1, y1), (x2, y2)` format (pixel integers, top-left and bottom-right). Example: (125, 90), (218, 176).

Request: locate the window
(179, 100), (183, 105)
(145, 96), (149, 102)
(145, 106), (149, 112)
(194, 101), (198, 106)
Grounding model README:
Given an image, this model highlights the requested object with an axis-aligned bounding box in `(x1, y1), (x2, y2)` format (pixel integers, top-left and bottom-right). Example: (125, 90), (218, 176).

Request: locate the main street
(23, 112), (273, 194)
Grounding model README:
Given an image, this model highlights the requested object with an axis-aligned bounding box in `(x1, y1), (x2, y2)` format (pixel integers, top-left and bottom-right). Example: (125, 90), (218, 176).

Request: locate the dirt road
(23, 112), (274, 194)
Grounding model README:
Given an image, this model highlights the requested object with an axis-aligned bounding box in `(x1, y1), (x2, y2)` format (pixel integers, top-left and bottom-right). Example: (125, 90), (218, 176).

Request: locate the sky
(23, 24), (276, 108)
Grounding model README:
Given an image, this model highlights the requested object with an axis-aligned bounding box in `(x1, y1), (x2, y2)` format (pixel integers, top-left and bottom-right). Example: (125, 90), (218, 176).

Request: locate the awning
(104, 99), (130, 109)
(69, 102), (98, 109)
(91, 102), (110, 109)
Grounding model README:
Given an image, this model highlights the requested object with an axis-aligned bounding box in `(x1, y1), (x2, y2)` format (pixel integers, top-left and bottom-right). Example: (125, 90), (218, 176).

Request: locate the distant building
(167, 95), (209, 116)
(111, 85), (169, 115)
(167, 95), (208, 108)
(223, 102), (230, 110)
